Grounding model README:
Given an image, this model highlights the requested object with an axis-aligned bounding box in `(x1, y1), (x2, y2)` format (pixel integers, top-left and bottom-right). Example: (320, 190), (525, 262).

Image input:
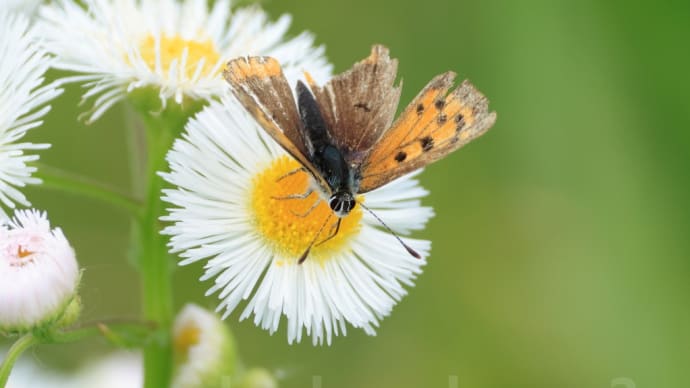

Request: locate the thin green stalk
(0, 334), (39, 387)
(35, 164), (142, 217)
(47, 320), (156, 346)
(139, 118), (176, 388)
(128, 90), (206, 388)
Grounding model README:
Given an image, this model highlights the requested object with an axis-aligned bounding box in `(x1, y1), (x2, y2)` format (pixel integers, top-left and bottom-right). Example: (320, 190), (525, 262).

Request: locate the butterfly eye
(329, 193), (356, 217)
(328, 196), (341, 212)
(344, 196), (355, 212)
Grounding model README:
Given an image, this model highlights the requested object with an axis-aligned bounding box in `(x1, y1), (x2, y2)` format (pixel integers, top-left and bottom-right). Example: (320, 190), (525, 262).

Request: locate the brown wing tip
(453, 80), (497, 141)
(363, 44), (396, 66)
(223, 56), (282, 82)
(453, 80), (493, 113)
(369, 44), (390, 58)
(430, 71), (457, 90)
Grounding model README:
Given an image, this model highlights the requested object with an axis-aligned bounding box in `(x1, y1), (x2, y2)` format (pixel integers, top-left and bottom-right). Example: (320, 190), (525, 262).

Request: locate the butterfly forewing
(306, 45), (401, 165)
(359, 76), (496, 193)
(223, 57), (329, 190)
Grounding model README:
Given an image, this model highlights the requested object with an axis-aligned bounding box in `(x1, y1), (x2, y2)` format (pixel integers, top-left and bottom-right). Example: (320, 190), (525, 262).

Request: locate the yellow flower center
(137, 34), (221, 79)
(251, 156), (363, 264)
(174, 323), (200, 363)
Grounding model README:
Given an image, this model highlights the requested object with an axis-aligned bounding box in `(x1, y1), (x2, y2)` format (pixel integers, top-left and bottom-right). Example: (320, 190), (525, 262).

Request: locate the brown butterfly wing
(305, 45), (402, 165)
(223, 56), (329, 190)
(359, 73), (496, 193)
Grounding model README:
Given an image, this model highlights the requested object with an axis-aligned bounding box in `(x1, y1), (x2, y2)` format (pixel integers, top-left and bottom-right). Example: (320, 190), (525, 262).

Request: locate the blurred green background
(11, 0), (690, 387)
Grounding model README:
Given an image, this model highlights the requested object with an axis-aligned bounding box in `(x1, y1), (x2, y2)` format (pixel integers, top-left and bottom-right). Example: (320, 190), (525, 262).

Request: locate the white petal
(0, 13), (61, 216)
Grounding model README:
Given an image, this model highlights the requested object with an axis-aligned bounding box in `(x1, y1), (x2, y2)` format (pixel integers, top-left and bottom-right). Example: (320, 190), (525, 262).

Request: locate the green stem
(47, 320), (156, 346)
(35, 164), (142, 217)
(139, 118), (177, 388)
(127, 91), (206, 388)
(0, 334), (39, 387)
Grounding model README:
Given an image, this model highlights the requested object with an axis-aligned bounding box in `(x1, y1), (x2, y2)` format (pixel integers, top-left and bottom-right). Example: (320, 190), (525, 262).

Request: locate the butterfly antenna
(298, 213), (333, 264)
(358, 202), (421, 259)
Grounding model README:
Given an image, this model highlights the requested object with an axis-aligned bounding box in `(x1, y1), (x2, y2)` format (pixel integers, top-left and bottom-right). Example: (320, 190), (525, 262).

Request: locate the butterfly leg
(271, 188), (313, 200)
(316, 218), (342, 247)
(298, 213), (333, 264)
(290, 198), (322, 218)
(275, 167), (307, 182)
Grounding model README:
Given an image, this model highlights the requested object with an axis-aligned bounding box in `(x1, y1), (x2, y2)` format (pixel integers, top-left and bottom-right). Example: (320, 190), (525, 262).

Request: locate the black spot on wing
(434, 99), (445, 110)
(395, 151), (407, 162)
(455, 113), (465, 131)
(420, 136), (434, 151)
(354, 102), (371, 112)
(416, 103), (424, 115)
(438, 113), (447, 124)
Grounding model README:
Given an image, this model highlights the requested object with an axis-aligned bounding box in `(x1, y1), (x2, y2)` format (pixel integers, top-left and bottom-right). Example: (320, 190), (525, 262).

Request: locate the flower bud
(172, 304), (236, 388)
(0, 210), (80, 334)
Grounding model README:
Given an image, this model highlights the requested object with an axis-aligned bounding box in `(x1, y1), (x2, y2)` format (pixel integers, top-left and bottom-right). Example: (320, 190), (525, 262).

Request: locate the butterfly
(223, 45), (496, 262)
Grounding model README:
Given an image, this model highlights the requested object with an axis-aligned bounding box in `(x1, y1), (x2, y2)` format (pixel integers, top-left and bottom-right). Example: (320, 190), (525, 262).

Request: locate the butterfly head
(329, 191), (356, 217)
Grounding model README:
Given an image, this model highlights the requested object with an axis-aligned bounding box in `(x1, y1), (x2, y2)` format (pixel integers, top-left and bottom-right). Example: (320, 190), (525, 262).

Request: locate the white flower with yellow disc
(161, 96), (434, 345)
(37, 0), (331, 122)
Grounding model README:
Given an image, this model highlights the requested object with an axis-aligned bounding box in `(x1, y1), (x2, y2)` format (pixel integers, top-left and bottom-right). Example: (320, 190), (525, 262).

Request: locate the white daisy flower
(37, 0), (332, 122)
(162, 97), (434, 345)
(0, 12), (62, 217)
(171, 304), (235, 388)
(0, 209), (79, 333)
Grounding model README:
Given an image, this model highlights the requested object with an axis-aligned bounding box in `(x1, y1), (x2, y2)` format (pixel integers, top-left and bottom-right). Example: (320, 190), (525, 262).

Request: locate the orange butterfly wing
(359, 72), (496, 193)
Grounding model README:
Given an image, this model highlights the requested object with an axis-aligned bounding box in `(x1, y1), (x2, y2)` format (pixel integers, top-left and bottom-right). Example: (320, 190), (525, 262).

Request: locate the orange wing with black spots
(359, 73), (496, 193)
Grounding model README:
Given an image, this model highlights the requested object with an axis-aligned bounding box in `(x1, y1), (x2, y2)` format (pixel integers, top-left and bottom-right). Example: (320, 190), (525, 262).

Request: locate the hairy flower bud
(172, 304), (236, 388)
(0, 210), (80, 334)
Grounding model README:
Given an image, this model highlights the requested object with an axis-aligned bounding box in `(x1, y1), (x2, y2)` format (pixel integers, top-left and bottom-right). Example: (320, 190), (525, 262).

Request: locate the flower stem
(35, 164), (142, 217)
(0, 334), (39, 387)
(47, 320), (156, 347)
(138, 116), (178, 388)
(127, 91), (207, 388)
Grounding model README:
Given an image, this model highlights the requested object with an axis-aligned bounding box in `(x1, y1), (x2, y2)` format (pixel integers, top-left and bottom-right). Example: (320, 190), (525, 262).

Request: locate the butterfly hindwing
(223, 56), (329, 190)
(359, 74), (497, 193)
(305, 45), (402, 165)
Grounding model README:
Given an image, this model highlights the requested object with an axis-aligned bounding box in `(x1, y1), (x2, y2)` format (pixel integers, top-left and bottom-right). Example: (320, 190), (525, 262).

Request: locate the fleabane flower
(37, 0), (332, 122)
(0, 209), (80, 334)
(0, 12), (62, 217)
(171, 304), (236, 388)
(162, 97), (434, 345)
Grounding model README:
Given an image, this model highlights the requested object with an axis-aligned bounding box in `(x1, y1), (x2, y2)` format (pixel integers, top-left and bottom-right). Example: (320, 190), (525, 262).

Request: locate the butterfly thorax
(297, 81), (359, 217)
(316, 145), (357, 217)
